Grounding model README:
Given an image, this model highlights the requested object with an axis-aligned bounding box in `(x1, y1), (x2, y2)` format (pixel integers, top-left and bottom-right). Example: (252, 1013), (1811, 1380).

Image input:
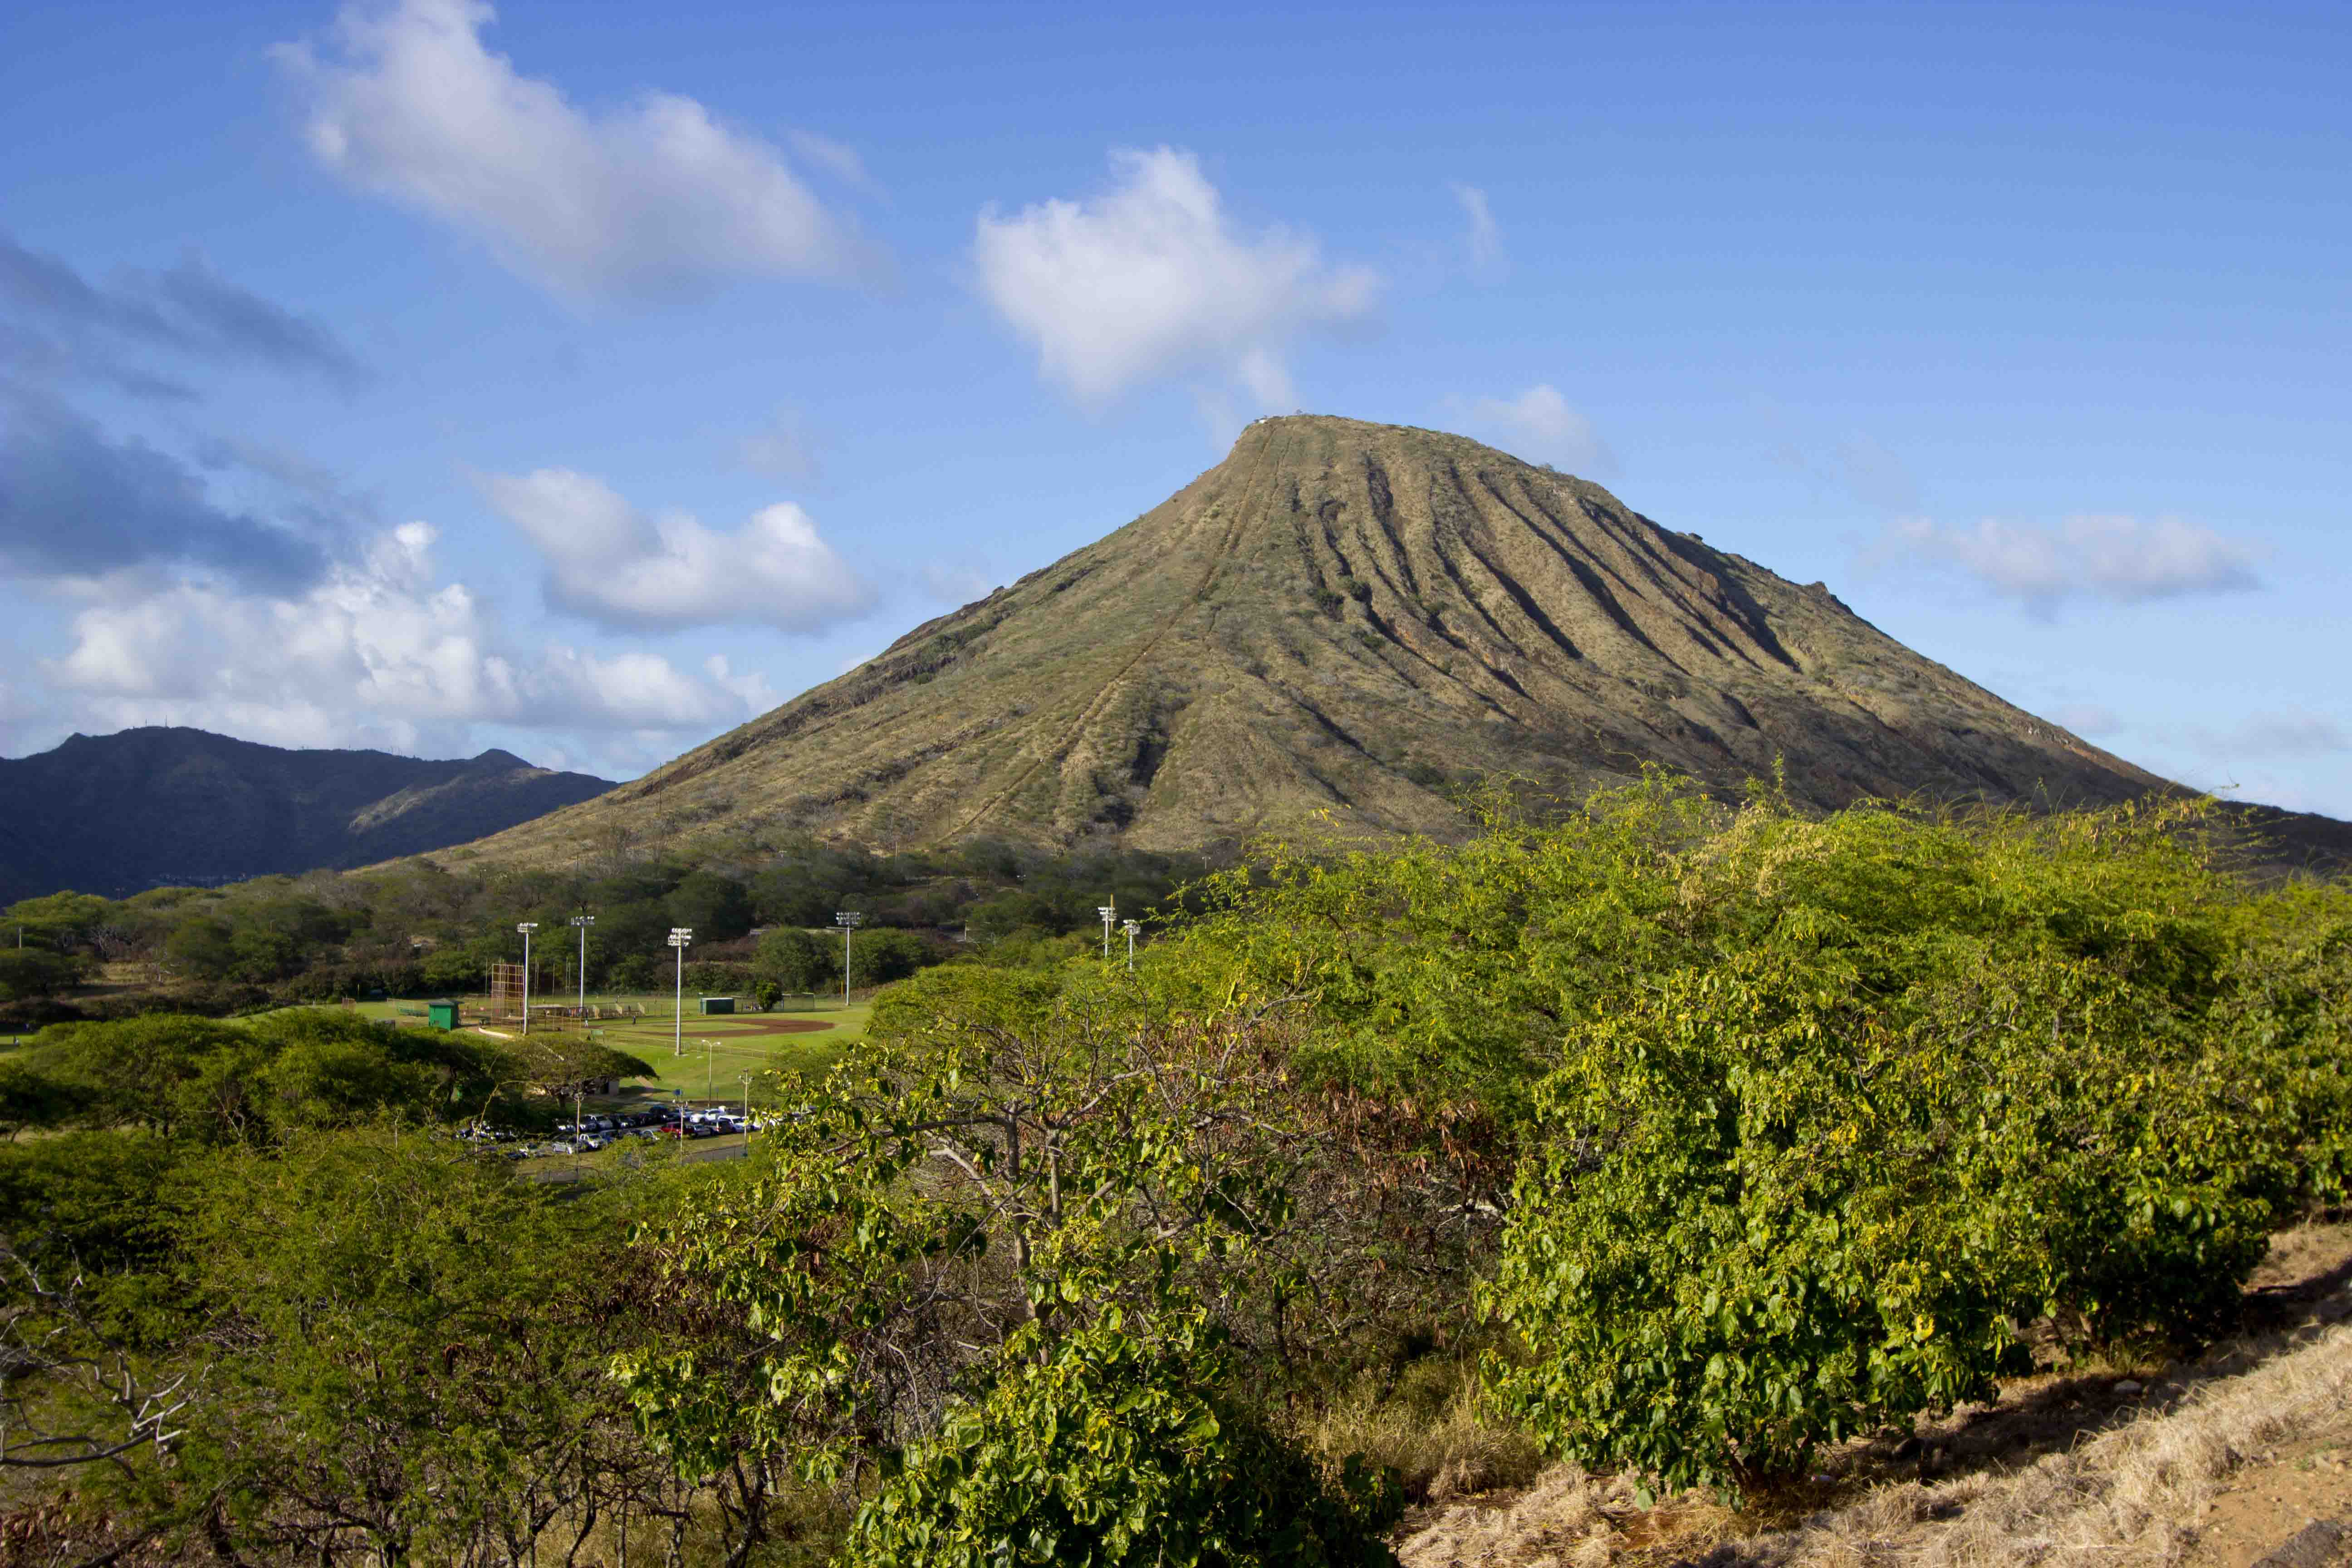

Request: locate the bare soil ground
(1398, 1219), (2352, 1568)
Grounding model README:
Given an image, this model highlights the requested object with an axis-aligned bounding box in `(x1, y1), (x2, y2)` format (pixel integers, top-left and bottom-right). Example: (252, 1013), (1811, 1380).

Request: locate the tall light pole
(1122, 918), (1140, 972)
(516, 922), (538, 1033)
(571, 914), (594, 1014)
(667, 928), (693, 1056)
(833, 911), (863, 1004)
(1098, 902), (1116, 962)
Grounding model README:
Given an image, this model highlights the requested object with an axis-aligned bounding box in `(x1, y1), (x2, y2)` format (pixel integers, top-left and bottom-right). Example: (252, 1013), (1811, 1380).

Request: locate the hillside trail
(1397, 1220), (2352, 1568)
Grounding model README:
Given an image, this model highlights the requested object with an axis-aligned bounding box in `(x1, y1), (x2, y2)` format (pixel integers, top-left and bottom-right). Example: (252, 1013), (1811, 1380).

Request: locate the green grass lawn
(600, 1004), (869, 1105)
(258, 992), (875, 1108)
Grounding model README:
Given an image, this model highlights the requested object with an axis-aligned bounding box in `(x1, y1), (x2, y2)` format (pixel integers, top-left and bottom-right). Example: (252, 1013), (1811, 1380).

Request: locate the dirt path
(2183, 1417), (2352, 1568)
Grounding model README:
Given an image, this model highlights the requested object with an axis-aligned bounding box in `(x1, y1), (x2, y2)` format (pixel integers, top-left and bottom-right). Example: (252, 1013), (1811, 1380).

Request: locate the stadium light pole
(1122, 918), (1140, 972)
(516, 923), (538, 1034)
(1098, 902), (1116, 962)
(668, 928), (693, 1056)
(571, 915), (594, 1014)
(833, 912), (863, 1004)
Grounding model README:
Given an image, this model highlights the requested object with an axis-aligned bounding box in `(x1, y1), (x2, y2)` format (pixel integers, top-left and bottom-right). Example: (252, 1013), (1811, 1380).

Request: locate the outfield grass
(599, 1004), (869, 1105)
(258, 993), (874, 1108)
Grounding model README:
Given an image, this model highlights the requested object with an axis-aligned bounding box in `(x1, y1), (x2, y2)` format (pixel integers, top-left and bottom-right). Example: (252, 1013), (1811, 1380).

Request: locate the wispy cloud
(975, 146), (1378, 413)
(2046, 703), (2124, 738)
(1882, 513), (2262, 609)
(1451, 182), (1504, 282)
(276, 0), (880, 303)
(1838, 436), (1919, 516)
(1460, 383), (1614, 476)
(2193, 710), (2350, 758)
(0, 388), (331, 592)
(0, 233), (363, 394)
(739, 406), (818, 482)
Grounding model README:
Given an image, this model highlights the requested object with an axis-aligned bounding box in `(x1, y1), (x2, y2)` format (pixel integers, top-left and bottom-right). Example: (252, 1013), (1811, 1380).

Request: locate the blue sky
(3, 0), (2346, 813)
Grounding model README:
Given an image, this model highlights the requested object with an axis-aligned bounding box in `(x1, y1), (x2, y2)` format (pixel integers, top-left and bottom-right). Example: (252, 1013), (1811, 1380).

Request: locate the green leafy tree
(0, 947), (91, 1003)
(0, 892), (118, 951)
(618, 964), (1374, 1551)
(754, 926), (838, 992)
(157, 1132), (671, 1564)
(162, 916), (240, 982)
(667, 871), (755, 943)
(848, 1314), (1401, 1568)
(847, 926), (932, 988)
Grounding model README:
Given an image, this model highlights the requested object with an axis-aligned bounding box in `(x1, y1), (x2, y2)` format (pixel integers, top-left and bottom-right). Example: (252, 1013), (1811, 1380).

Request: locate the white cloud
(1451, 183), (1504, 281)
(702, 653), (779, 715)
(1887, 513), (2262, 607)
(36, 521), (759, 757)
(974, 146), (1378, 411)
(1465, 384), (1614, 475)
(483, 467), (871, 632)
(276, 0), (875, 301)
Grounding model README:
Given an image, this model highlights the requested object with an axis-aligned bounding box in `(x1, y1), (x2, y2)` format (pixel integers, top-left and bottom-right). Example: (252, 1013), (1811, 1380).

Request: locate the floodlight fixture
(834, 912), (864, 1003)
(668, 928), (694, 1056)
(570, 915), (595, 1011)
(517, 923), (539, 1031)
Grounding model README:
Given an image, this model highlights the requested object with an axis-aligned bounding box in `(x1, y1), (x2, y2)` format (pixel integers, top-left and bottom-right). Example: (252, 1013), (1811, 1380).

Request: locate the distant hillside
(0, 727), (615, 902)
(447, 414), (2273, 870)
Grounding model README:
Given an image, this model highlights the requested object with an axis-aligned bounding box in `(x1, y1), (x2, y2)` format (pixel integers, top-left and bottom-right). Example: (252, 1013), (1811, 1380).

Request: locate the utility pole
(1098, 901), (1116, 961)
(833, 911), (863, 1004)
(516, 923), (538, 1034)
(1122, 918), (1140, 971)
(571, 914), (594, 1015)
(668, 928), (693, 1056)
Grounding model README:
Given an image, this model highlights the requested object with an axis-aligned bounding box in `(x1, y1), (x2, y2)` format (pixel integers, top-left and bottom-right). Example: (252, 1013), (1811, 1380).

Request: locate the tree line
(0, 836), (1200, 1024)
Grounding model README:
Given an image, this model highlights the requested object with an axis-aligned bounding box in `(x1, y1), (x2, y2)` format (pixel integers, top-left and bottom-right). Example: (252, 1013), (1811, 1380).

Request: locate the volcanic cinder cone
(464, 415), (2169, 863)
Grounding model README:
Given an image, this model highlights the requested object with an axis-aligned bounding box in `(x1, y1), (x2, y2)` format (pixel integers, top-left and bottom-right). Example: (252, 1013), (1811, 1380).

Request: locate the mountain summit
(463, 415), (2169, 863)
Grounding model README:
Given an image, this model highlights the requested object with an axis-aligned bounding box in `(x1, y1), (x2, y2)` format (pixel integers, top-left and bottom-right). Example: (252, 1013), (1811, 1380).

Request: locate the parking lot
(455, 1102), (781, 1165)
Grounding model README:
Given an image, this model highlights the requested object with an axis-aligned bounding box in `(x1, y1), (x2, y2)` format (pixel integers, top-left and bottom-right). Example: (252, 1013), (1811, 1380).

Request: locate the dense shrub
(754, 926), (837, 991)
(848, 1318), (1401, 1568)
(0, 947), (92, 1002)
(1171, 777), (2352, 1493)
(1482, 948), (2285, 1491)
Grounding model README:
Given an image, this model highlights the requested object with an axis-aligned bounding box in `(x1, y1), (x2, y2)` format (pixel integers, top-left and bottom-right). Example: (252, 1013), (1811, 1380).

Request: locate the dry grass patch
(1310, 1357), (1545, 1505)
